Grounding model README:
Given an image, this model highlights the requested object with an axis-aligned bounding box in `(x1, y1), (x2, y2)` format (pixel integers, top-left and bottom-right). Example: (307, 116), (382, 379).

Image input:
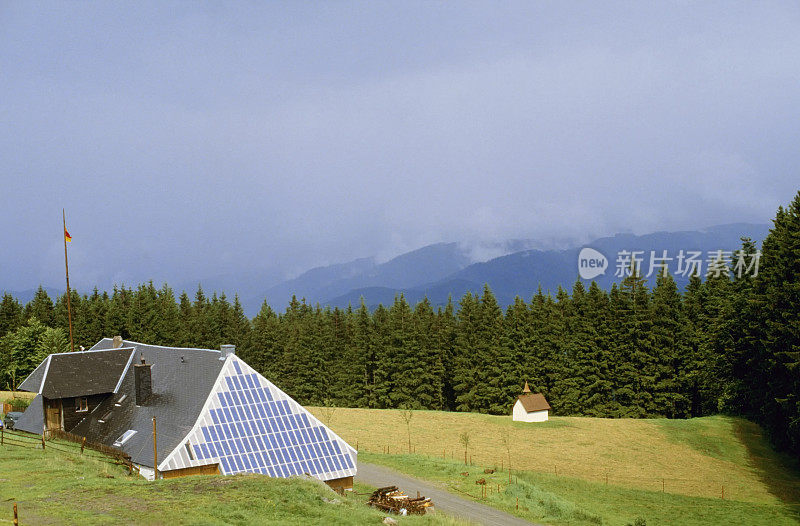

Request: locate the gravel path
(356, 461), (538, 526)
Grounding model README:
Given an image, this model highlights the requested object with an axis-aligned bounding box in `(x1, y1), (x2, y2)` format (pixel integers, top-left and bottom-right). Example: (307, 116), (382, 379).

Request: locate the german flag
(64, 229), (72, 242)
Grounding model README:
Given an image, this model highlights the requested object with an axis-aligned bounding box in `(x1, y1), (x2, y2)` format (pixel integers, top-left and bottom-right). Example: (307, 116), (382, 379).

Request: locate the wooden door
(44, 399), (62, 431)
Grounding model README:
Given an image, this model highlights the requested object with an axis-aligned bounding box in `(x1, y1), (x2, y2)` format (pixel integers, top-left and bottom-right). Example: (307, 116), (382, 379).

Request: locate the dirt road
(356, 461), (538, 526)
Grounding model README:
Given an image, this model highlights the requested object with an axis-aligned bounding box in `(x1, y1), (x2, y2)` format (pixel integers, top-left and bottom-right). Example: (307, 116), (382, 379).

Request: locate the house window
(113, 430), (137, 447)
(75, 397), (88, 412)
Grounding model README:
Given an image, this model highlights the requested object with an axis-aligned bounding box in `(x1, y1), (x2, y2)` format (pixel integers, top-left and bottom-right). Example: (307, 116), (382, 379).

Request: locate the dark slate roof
(18, 349), (134, 398)
(14, 393), (43, 434)
(66, 338), (225, 468)
(17, 358), (49, 393)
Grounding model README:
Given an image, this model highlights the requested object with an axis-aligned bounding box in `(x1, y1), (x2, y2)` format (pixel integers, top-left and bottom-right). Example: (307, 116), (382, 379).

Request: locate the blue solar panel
(190, 361), (354, 480)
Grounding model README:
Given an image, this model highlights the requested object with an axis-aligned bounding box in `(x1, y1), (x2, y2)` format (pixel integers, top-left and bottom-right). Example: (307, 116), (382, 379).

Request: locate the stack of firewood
(368, 486), (434, 515)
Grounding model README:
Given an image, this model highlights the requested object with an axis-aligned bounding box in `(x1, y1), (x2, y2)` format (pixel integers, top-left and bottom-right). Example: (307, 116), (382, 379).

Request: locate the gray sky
(2, 2), (799, 292)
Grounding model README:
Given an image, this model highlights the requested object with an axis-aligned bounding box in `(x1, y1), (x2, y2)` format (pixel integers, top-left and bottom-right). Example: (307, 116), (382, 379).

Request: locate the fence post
(41, 425), (46, 450)
(516, 497), (518, 510)
(81, 436), (86, 454)
(662, 478), (665, 493)
(13, 502), (18, 526)
(721, 485), (724, 500)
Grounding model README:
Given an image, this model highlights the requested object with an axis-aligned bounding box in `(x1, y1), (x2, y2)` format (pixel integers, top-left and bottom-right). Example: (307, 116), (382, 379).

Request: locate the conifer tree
(453, 292), (480, 412)
(741, 193), (800, 453)
(436, 297), (458, 410)
(0, 293), (24, 337)
(615, 264), (654, 416)
(24, 286), (54, 327)
(650, 269), (690, 417)
(370, 304), (391, 408)
(583, 281), (615, 415)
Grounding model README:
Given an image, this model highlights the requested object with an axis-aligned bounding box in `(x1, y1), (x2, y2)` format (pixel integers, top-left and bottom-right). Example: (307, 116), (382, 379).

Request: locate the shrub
(4, 397), (30, 411)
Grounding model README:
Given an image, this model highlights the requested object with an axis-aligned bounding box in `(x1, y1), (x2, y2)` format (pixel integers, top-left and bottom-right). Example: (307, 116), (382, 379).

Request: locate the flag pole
(63, 209), (75, 353)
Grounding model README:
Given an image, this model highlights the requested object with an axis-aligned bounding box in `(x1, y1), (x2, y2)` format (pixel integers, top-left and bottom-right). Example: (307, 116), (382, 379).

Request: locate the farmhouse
(14, 337), (357, 490)
(511, 382), (551, 422)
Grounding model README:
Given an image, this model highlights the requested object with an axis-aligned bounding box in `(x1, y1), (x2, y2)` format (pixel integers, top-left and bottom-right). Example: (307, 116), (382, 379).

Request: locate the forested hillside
(2, 192), (798, 457)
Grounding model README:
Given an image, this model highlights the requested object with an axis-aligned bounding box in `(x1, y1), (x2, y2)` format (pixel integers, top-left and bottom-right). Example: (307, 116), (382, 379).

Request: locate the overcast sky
(1, 2), (799, 292)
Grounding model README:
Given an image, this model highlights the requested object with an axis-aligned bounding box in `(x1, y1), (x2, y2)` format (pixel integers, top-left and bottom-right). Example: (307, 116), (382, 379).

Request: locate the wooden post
(13, 502), (18, 526)
(152, 416), (158, 480)
(662, 478), (665, 493)
(356, 440), (358, 451)
(605, 473), (608, 485)
(81, 436), (86, 454)
(516, 497), (518, 510)
(41, 425), (46, 450)
(62, 209), (75, 353)
(721, 485), (724, 500)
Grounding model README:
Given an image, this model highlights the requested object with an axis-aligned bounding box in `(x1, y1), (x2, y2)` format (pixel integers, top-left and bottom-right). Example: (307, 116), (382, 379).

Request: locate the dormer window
(75, 397), (88, 412)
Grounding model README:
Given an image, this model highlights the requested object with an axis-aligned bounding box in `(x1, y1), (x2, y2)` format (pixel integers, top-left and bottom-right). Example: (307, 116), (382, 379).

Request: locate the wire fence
(0, 427), (136, 470)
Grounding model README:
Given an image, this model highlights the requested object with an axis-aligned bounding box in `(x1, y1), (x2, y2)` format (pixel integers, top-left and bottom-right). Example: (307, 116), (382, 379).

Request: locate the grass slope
(312, 408), (800, 505)
(0, 433), (466, 525)
(360, 452), (799, 526)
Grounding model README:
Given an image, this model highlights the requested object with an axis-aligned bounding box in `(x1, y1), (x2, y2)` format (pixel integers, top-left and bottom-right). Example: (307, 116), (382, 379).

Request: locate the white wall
(511, 400), (549, 422)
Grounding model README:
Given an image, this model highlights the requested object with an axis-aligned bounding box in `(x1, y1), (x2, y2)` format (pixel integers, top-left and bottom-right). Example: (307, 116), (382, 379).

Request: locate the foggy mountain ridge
(2, 223), (770, 315)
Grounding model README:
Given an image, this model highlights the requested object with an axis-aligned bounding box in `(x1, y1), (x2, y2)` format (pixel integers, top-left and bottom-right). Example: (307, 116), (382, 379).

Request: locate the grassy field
(311, 408), (800, 506)
(360, 452), (799, 526)
(0, 390), (35, 402)
(0, 431), (468, 525)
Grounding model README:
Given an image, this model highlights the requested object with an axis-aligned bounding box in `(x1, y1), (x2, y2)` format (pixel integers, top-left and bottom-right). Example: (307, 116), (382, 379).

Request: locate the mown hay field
(312, 408), (800, 505)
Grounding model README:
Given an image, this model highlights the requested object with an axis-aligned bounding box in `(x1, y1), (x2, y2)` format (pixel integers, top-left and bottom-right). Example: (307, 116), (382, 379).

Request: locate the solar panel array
(177, 358), (355, 481)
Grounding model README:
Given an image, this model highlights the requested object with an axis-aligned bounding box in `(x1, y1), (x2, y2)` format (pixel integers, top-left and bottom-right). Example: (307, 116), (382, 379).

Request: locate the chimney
(134, 355), (152, 405)
(219, 344), (236, 360)
(112, 336), (124, 349)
